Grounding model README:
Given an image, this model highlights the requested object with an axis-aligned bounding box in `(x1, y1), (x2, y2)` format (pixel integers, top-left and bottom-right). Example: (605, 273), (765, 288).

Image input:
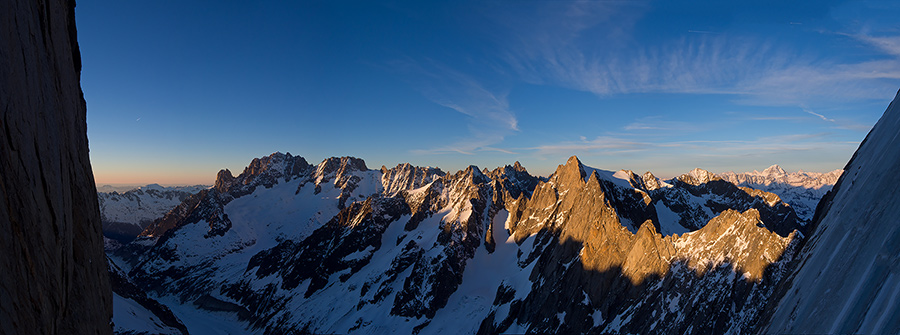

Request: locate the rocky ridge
(481, 157), (798, 334)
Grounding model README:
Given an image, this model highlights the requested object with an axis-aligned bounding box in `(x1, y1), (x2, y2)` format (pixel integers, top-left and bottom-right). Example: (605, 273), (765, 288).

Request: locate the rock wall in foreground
(0, 0), (113, 334)
(763, 90), (900, 334)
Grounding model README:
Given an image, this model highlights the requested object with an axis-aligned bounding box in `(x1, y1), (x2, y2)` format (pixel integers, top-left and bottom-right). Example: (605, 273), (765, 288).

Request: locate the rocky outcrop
(0, 0), (112, 334)
(642, 171), (662, 191)
(673, 209), (795, 282)
(308, 156), (373, 209)
(381, 163), (444, 196)
(392, 165), (493, 319)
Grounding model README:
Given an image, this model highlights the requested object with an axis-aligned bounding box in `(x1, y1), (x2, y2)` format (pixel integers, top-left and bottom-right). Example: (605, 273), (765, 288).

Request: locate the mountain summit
(762, 164), (787, 176)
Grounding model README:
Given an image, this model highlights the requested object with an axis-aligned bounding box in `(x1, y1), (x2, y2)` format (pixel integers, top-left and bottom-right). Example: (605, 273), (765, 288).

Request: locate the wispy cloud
(805, 109), (835, 122)
(847, 33), (900, 57)
(490, 4), (900, 107)
(391, 58), (519, 155)
(799, 107), (872, 131)
(687, 30), (721, 34)
(747, 116), (808, 121)
(526, 136), (647, 156)
(623, 116), (703, 132)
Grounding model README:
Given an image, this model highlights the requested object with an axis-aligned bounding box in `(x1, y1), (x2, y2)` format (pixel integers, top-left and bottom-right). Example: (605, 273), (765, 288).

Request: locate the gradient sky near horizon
(77, 1), (900, 185)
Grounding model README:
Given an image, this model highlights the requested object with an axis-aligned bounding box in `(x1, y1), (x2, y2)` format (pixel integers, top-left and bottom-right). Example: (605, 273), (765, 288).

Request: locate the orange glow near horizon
(92, 168), (215, 186)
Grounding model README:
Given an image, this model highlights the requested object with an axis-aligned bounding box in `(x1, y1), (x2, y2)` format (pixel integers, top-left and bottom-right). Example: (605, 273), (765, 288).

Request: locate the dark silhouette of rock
(0, 0), (112, 334)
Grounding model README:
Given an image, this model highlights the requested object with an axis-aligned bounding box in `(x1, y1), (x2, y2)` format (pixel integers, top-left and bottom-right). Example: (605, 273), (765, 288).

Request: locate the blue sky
(77, 1), (900, 184)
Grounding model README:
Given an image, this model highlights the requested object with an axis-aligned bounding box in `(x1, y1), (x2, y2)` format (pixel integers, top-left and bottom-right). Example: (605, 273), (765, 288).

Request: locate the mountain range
(106, 150), (844, 334)
(718, 165), (842, 222)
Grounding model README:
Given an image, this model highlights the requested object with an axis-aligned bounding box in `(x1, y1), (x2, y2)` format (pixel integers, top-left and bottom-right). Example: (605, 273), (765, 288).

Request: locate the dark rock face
(0, 0), (112, 334)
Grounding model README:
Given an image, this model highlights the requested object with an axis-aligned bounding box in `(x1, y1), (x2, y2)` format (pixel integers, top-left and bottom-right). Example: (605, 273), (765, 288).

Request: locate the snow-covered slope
(718, 165), (841, 221)
(110, 152), (810, 334)
(764, 91), (900, 334)
(99, 184), (209, 244)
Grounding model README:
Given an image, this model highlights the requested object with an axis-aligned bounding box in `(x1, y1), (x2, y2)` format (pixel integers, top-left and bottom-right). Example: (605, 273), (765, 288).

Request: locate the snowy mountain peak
(113, 152), (813, 335)
(615, 169), (647, 189)
(242, 152), (308, 180)
(486, 162), (540, 200)
(762, 164), (786, 176)
(216, 152), (312, 198)
(677, 168), (719, 186)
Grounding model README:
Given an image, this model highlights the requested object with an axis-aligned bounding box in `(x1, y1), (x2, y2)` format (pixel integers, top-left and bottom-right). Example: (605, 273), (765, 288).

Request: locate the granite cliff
(0, 0), (112, 334)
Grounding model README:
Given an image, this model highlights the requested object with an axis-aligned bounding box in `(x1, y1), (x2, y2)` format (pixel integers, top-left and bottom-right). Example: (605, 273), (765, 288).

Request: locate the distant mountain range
(718, 165), (842, 221)
(104, 151), (843, 334)
(99, 184), (209, 245)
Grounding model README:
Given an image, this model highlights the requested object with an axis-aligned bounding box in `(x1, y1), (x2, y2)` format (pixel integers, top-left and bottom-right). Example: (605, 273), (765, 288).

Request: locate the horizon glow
(77, 1), (900, 185)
